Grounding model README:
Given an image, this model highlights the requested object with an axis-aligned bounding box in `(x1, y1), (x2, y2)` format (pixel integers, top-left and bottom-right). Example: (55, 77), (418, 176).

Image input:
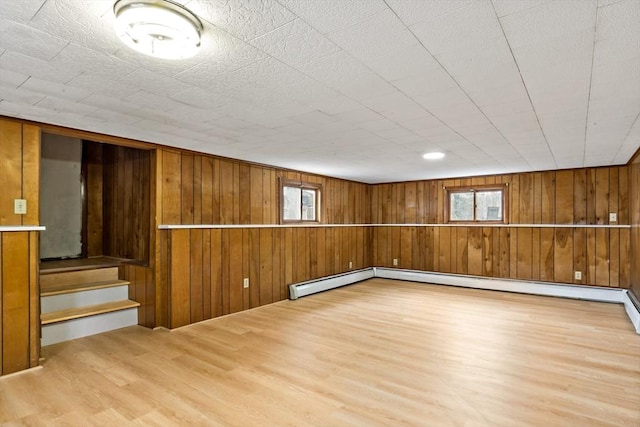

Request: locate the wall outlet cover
(14, 199), (27, 214)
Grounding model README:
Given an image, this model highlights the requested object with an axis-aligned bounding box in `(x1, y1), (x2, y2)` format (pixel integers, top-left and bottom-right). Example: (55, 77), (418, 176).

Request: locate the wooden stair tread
(41, 300), (140, 325)
(41, 280), (130, 296)
(40, 256), (130, 275)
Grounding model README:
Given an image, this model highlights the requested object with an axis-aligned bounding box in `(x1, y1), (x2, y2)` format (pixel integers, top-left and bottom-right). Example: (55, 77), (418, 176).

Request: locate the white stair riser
(41, 308), (138, 346)
(41, 286), (129, 313)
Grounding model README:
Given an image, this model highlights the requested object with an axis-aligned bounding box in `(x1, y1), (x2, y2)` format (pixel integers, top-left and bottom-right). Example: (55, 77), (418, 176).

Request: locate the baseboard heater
(289, 267), (640, 334)
(289, 268), (374, 300)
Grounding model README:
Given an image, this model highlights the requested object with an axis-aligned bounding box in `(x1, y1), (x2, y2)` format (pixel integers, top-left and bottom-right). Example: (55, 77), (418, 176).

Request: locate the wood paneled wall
(120, 262), (154, 328)
(102, 145), (151, 262)
(156, 150), (371, 225)
(0, 231), (39, 376)
(371, 167), (631, 288)
(0, 118), (40, 375)
(373, 226), (629, 287)
(160, 226), (371, 328)
(630, 153), (640, 299)
(371, 168), (629, 225)
(154, 148), (373, 328)
(0, 119), (39, 226)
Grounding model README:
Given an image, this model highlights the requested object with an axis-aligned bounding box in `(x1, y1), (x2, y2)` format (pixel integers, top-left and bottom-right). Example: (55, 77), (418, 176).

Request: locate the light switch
(609, 212), (617, 223)
(14, 199), (27, 215)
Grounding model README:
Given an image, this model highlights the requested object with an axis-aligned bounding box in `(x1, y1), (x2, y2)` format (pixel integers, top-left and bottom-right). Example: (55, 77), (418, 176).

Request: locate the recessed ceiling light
(113, 0), (203, 60)
(423, 152), (445, 160)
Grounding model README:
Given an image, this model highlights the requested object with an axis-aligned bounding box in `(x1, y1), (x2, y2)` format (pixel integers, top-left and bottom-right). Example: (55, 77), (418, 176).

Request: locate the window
(445, 184), (508, 223)
(281, 179), (321, 223)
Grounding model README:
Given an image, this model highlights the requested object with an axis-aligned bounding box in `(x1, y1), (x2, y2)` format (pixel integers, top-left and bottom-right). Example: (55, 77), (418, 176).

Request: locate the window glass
(301, 188), (316, 221)
(283, 186), (301, 221)
(475, 191), (503, 221)
(450, 192), (474, 221)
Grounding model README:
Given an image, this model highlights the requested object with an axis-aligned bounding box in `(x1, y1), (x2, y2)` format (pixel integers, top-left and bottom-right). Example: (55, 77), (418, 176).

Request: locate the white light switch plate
(609, 212), (617, 223)
(14, 199), (27, 214)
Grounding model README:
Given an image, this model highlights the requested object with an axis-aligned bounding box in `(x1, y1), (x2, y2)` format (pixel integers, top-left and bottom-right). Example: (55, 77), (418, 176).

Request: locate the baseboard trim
(289, 267), (639, 334)
(373, 268), (625, 303)
(289, 268), (375, 300)
(622, 290), (640, 333)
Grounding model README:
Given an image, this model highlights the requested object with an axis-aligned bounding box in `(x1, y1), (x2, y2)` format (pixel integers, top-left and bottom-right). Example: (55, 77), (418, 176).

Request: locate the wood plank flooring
(1, 278), (639, 426)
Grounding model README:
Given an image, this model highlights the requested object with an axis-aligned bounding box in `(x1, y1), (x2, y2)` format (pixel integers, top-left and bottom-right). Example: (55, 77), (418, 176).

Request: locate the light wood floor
(2, 279), (639, 426)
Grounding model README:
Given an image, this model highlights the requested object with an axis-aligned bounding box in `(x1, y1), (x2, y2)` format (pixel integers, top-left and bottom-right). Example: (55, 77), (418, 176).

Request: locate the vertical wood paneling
(1, 232), (30, 374)
(102, 146), (151, 261)
(629, 154), (639, 297)
(169, 229), (190, 328)
(21, 125), (40, 226)
(0, 120), (23, 226)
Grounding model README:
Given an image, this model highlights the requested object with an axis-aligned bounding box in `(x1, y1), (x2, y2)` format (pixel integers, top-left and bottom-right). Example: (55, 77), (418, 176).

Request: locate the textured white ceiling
(0, 0), (638, 183)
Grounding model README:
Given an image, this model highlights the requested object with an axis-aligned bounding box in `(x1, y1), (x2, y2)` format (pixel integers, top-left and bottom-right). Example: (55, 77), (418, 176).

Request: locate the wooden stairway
(40, 257), (140, 346)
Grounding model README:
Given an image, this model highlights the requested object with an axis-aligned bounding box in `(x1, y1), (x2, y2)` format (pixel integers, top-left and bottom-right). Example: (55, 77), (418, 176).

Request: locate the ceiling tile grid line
(490, 0), (558, 169)
(0, 0), (638, 183)
(381, 0), (536, 169)
(276, 0), (524, 170)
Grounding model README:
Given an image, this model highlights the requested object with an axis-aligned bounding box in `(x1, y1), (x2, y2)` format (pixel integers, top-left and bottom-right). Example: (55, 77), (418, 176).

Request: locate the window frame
(280, 179), (322, 224)
(444, 184), (508, 224)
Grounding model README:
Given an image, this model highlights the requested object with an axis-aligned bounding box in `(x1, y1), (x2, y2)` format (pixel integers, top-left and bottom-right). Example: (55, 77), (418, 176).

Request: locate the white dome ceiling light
(423, 152), (445, 160)
(113, 0), (203, 60)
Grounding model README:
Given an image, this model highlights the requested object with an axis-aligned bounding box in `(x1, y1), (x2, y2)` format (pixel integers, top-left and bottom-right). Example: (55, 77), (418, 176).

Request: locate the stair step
(41, 300), (140, 325)
(41, 279), (130, 297)
(40, 267), (119, 289)
(40, 256), (128, 274)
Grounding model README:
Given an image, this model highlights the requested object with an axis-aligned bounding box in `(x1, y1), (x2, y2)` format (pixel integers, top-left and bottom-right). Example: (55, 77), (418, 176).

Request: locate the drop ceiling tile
(0, 84), (46, 105)
(35, 95), (99, 116)
(385, 0), (474, 26)
(83, 108), (143, 126)
(491, 0), (553, 18)
(0, 0), (46, 23)
(297, 49), (371, 88)
(169, 86), (230, 109)
(66, 74), (140, 99)
(174, 39), (267, 87)
(49, 43), (138, 80)
(28, 0), (117, 53)
(0, 68), (29, 87)
(0, 51), (80, 83)
(185, 0), (296, 41)
(614, 114), (640, 163)
(0, 19), (69, 61)
(19, 77), (90, 102)
(278, 0), (388, 34)
(409, 1), (504, 58)
(328, 8), (440, 80)
(250, 18), (340, 68)
(499, 0), (596, 50)
(332, 72), (398, 101)
(125, 68), (194, 97)
(80, 93), (144, 115)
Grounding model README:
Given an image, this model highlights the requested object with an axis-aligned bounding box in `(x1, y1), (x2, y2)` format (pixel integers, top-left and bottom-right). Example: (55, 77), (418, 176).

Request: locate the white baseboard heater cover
(289, 266), (640, 334)
(289, 268), (374, 300)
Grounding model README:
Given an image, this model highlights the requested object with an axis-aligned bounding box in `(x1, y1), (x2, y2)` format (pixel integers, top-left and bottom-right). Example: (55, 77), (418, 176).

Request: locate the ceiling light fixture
(423, 152), (445, 160)
(113, 0), (203, 60)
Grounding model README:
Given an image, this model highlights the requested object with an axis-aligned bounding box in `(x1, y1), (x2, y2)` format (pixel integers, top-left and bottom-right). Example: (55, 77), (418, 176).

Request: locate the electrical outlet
(393, 258), (398, 266)
(14, 199), (27, 215)
(609, 212), (617, 223)
(243, 278), (249, 288)
(349, 261), (353, 269)
(574, 271), (582, 280)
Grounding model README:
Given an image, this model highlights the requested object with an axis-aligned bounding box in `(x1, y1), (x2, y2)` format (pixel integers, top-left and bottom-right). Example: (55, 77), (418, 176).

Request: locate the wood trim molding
(0, 226), (46, 232)
(158, 223), (631, 229)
